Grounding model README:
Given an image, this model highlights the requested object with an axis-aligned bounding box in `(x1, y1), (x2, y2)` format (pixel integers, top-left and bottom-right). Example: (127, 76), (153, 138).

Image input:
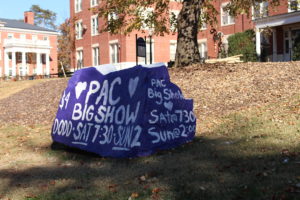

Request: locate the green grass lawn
(0, 94), (299, 200)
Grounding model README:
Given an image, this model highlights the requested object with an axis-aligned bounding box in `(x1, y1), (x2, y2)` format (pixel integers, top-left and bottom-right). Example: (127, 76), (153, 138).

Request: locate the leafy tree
(30, 4), (57, 30)
(292, 35), (300, 61)
(97, 0), (280, 67)
(58, 19), (75, 74)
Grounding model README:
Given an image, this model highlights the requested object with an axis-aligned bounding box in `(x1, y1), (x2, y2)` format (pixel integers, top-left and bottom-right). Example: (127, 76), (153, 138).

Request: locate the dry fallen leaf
(139, 175), (146, 182)
(152, 187), (161, 194)
(25, 194), (37, 199)
(49, 180), (56, 185)
(0, 79), (68, 126)
(1, 62), (300, 131)
(131, 192), (139, 198)
(199, 186), (206, 191)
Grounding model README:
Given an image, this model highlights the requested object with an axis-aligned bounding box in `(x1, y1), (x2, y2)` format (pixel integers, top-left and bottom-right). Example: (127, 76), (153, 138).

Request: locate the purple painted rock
(51, 63), (196, 158)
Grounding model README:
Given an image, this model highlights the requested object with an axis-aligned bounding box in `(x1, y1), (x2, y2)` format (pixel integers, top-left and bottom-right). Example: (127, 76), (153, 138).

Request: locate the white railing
(3, 38), (50, 48)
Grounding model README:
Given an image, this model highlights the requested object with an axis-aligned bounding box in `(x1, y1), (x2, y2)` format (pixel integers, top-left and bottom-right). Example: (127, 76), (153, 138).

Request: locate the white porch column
(12, 51), (16, 77)
(46, 53), (50, 76)
(272, 29), (277, 62)
(36, 52), (41, 75)
(22, 51), (26, 76)
(256, 28), (261, 61)
(4, 50), (9, 77)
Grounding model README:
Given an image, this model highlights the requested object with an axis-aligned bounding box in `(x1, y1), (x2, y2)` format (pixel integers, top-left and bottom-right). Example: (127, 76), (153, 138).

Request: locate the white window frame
(32, 35), (37, 40)
(20, 34), (26, 40)
(90, 0), (98, 7)
(221, 3), (235, 26)
(252, 2), (268, 19)
(76, 48), (84, 68)
(200, 23), (207, 30)
(200, 9), (207, 30)
(139, 7), (154, 30)
(92, 45), (100, 66)
(288, 0), (300, 12)
(108, 12), (118, 22)
(169, 10), (179, 32)
(198, 39), (208, 59)
(75, 0), (82, 13)
(75, 20), (83, 40)
(109, 41), (119, 64)
(200, 18), (207, 30)
(8, 33), (14, 39)
(91, 15), (99, 36)
(170, 40), (177, 61)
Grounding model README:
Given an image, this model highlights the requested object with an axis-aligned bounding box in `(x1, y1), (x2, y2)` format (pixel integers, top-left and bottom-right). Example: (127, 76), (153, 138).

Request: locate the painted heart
(128, 77), (139, 98)
(75, 82), (87, 99)
(164, 101), (173, 111)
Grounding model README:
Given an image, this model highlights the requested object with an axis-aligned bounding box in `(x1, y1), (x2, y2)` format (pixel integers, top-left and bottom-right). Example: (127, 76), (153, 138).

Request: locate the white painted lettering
(131, 125), (142, 147)
(85, 81), (100, 104)
(96, 80), (108, 105)
(95, 105), (106, 123)
(126, 102), (140, 125)
(115, 105), (125, 125)
(74, 122), (83, 140)
(85, 105), (95, 122)
(104, 106), (115, 123)
(149, 110), (159, 124)
(148, 127), (160, 144)
(72, 103), (82, 120)
(109, 77), (121, 105)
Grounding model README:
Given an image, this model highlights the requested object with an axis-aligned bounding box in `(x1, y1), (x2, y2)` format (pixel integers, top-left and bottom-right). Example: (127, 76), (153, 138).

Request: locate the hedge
(227, 29), (257, 62)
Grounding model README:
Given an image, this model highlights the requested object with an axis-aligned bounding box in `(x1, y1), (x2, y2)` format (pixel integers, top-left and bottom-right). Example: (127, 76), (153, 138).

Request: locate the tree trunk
(174, 0), (203, 67)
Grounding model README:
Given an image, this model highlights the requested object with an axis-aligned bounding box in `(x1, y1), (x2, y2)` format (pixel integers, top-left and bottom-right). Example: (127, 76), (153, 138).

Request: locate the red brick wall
(24, 12), (35, 25)
(70, 0), (291, 65)
(197, 0), (254, 59)
(269, 0), (289, 16)
(70, 0), (181, 67)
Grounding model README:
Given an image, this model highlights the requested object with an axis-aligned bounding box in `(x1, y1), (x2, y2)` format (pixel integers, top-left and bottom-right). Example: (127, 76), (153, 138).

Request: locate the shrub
(292, 35), (300, 61)
(227, 29), (257, 62)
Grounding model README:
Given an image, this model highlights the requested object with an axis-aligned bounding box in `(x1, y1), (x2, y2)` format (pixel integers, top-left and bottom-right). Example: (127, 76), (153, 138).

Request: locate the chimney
(24, 11), (34, 25)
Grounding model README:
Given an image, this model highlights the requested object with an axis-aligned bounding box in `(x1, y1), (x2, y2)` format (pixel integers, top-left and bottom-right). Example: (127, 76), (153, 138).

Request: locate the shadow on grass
(0, 115), (299, 200)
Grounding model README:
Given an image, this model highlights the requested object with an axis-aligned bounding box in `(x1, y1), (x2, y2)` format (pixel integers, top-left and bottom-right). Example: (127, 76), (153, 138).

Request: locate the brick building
(254, 0), (300, 61)
(0, 11), (58, 78)
(70, 0), (300, 69)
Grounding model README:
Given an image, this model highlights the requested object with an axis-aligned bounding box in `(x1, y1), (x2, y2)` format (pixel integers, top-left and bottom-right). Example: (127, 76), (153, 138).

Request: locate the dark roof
(0, 18), (57, 33)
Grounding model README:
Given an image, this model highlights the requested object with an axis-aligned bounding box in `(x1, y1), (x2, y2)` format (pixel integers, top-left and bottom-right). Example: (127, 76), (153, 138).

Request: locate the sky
(0, 0), (70, 26)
